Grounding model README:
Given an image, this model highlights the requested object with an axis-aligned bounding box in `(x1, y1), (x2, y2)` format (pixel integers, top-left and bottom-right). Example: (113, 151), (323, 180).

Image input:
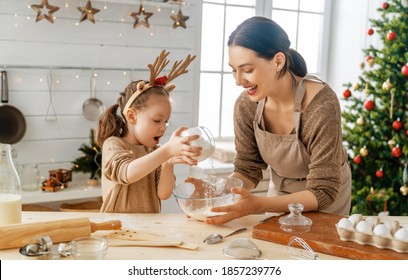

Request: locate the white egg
(348, 214), (363, 226)
(338, 217), (354, 229)
(383, 220), (400, 232)
(394, 228), (408, 242)
(373, 224), (391, 237)
(356, 220), (372, 233)
(378, 211), (389, 217)
(365, 217), (379, 229)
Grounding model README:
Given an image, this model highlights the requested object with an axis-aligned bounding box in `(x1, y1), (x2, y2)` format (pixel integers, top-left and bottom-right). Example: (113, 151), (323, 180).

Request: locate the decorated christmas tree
(72, 129), (102, 180)
(341, 0), (408, 215)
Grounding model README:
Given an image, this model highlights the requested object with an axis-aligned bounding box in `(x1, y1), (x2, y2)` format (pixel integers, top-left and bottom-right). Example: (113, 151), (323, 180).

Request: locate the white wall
(1, 0), (202, 213)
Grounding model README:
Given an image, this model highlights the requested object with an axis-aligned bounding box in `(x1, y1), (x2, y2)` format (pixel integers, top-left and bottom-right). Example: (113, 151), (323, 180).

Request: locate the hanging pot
(82, 74), (105, 121)
(0, 71), (26, 144)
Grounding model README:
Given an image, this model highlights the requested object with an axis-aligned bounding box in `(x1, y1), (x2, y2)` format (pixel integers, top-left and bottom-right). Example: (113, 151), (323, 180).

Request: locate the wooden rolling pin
(0, 218), (122, 250)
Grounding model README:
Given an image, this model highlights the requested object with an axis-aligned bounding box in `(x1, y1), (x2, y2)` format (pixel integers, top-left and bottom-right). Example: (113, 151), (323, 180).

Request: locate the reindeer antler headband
(123, 50), (196, 114)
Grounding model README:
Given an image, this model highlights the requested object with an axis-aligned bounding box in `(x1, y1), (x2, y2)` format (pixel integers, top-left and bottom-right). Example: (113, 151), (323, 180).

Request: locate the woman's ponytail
(287, 48), (307, 77)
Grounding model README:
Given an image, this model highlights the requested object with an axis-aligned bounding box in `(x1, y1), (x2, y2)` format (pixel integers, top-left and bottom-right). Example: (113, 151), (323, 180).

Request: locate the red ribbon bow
(153, 75), (168, 86)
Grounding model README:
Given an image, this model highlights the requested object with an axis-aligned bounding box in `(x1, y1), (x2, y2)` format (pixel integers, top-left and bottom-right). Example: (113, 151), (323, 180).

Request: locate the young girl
(97, 50), (199, 213)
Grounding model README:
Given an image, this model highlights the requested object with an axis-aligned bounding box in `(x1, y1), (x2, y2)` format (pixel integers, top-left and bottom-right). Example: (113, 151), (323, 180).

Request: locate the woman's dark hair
(97, 80), (169, 147)
(228, 16), (307, 78)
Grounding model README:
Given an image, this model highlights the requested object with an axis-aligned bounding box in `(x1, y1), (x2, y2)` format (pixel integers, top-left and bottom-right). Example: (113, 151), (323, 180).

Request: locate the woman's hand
(180, 177), (210, 211)
(184, 176), (209, 198)
(204, 187), (260, 225)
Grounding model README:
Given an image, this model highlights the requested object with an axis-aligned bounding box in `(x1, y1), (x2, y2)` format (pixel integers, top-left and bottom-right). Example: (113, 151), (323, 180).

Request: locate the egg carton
(335, 215), (408, 254)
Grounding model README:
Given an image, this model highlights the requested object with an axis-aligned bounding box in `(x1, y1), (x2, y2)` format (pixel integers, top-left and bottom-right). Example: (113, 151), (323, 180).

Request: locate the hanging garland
(28, 0), (190, 28)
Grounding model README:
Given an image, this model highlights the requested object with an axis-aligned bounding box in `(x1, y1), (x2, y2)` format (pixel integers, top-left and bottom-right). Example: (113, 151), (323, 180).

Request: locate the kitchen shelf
(22, 184), (101, 204)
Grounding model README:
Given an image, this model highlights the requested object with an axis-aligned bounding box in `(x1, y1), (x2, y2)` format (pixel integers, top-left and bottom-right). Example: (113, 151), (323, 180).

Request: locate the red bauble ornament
(392, 118), (403, 131)
(392, 146), (402, 158)
(343, 89), (351, 99)
(376, 169), (384, 178)
(368, 28), (374, 35)
(353, 155), (362, 164)
(382, 2), (389, 10)
(364, 99), (375, 110)
(406, 130), (408, 136)
(387, 31), (396, 41)
(402, 65), (408, 76)
(366, 55), (372, 61)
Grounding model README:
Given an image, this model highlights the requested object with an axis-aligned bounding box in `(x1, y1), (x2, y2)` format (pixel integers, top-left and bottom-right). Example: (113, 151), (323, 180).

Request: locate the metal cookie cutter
(19, 236), (70, 259)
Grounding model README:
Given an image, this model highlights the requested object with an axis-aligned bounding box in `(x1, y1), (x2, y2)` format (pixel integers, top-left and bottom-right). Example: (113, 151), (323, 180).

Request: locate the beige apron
(253, 75), (351, 215)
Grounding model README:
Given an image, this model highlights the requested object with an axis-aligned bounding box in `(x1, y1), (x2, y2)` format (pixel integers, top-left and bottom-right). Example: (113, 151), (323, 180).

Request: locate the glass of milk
(0, 144), (22, 225)
(181, 126), (215, 162)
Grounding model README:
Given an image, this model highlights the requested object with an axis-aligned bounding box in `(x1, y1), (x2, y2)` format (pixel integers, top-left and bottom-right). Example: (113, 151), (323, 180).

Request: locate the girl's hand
(165, 127), (202, 163)
(204, 187), (259, 225)
(167, 155), (197, 166)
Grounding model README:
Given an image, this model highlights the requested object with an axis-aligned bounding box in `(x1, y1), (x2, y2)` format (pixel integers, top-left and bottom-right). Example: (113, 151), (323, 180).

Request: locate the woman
(205, 16), (351, 225)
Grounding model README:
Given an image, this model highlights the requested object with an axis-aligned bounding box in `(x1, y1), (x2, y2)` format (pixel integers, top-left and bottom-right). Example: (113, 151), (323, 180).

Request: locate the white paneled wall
(1, 0), (202, 212)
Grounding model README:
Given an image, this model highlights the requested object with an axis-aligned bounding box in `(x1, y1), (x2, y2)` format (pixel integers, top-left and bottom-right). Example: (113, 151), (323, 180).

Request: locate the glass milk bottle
(0, 144), (22, 225)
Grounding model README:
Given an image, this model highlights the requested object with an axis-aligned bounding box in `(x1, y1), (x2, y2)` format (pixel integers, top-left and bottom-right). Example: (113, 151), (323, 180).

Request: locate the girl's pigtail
(97, 104), (126, 147)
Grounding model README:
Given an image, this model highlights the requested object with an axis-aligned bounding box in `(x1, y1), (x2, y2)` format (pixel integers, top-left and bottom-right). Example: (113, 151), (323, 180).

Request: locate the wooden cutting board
(106, 229), (199, 250)
(252, 212), (408, 260)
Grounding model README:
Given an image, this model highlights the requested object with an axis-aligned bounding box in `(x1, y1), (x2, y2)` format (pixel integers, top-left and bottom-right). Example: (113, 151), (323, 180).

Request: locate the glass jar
(19, 164), (40, 192)
(0, 144), (22, 225)
(181, 126), (215, 162)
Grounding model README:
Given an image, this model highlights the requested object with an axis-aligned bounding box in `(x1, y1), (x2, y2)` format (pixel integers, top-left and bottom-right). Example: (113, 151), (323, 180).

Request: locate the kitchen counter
(1, 212), (407, 260)
(0, 211), (347, 260)
(22, 184), (101, 204)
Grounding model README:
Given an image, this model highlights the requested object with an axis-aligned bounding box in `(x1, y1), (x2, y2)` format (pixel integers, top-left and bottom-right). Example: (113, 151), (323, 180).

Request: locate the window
(198, 0), (331, 138)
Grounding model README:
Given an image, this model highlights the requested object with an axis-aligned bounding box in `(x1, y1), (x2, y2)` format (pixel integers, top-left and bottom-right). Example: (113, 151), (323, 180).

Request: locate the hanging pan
(82, 73), (105, 121)
(0, 70), (26, 144)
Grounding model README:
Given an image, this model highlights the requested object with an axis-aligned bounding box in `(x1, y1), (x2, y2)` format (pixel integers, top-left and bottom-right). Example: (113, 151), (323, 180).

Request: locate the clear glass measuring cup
(181, 126), (215, 162)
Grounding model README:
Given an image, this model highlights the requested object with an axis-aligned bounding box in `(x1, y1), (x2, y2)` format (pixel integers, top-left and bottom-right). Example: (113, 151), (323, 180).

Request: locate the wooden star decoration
(130, 4), (153, 28)
(30, 0), (59, 23)
(170, 8), (189, 29)
(77, 0), (100, 24)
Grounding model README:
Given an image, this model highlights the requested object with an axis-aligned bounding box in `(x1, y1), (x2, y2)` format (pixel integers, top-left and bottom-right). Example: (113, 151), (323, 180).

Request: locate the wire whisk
(45, 69), (57, 121)
(287, 236), (320, 260)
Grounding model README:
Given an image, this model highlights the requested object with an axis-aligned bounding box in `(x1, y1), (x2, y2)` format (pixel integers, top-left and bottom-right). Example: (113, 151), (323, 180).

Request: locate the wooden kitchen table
(0, 212), (407, 260)
(0, 211), (345, 260)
